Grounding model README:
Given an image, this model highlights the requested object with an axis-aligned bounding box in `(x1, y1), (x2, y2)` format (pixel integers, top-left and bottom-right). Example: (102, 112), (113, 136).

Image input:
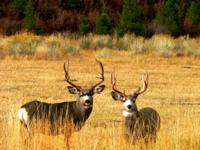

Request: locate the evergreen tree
(163, 0), (180, 35)
(13, 0), (28, 18)
(118, 0), (144, 36)
(188, 1), (200, 25)
(95, 4), (111, 35)
(24, 0), (37, 32)
(62, 0), (83, 9)
(79, 16), (89, 35)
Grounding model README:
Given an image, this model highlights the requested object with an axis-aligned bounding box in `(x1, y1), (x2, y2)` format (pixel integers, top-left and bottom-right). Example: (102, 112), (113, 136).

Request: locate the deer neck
(75, 101), (93, 120)
(123, 110), (139, 118)
(124, 111), (140, 134)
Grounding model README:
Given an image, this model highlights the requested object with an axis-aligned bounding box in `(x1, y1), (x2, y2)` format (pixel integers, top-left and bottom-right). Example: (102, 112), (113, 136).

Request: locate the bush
(24, 0), (37, 32)
(79, 16), (89, 35)
(118, 0), (144, 36)
(114, 39), (128, 50)
(13, 0), (28, 18)
(95, 4), (111, 35)
(158, 0), (180, 36)
(62, 44), (79, 54)
(94, 36), (113, 49)
(62, 0), (83, 8)
(95, 48), (112, 58)
(79, 39), (91, 49)
(188, 1), (200, 25)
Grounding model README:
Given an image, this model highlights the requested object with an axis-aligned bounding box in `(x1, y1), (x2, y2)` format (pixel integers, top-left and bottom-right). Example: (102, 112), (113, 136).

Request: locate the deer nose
(127, 105), (132, 109)
(85, 100), (91, 104)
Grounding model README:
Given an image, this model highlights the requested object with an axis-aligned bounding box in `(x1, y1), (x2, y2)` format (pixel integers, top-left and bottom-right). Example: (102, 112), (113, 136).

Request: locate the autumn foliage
(0, 0), (199, 36)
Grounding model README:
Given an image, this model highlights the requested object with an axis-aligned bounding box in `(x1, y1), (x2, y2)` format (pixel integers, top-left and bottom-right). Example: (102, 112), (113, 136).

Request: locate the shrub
(79, 39), (91, 49)
(188, 1), (200, 25)
(94, 36), (113, 49)
(95, 4), (111, 35)
(114, 39), (128, 50)
(118, 0), (144, 36)
(156, 0), (180, 36)
(95, 48), (112, 58)
(24, 0), (37, 32)
(62, 0), (83, 9)
(62, 44), (79, 54)
(79, 16), (89, 35)
(13, 0), (28, 18)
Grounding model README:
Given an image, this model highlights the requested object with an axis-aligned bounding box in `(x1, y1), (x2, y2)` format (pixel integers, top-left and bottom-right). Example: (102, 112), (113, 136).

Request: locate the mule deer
(111, 71), (160, 144)
(18, 60), (105, 147)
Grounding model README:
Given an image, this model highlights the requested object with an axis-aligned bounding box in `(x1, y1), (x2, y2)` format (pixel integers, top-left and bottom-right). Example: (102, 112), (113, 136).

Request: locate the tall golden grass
(1, 53), (200, 150)
(0, 32), (199, 59)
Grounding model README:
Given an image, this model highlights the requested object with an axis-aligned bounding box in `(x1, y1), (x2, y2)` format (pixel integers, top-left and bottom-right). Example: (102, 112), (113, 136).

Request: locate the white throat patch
(123, 110), (134, 117)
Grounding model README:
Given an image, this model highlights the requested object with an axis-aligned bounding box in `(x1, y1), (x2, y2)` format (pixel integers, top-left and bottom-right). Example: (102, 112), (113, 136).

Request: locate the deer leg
(19, 122), (28, 144)
(150, 133), (157, 143)
(19, 122), (34, 149)
(64, 133), (71, 149)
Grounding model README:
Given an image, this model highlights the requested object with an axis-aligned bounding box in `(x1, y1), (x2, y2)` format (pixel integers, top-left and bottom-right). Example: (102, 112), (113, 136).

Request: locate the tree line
(0, 0), (199, 36)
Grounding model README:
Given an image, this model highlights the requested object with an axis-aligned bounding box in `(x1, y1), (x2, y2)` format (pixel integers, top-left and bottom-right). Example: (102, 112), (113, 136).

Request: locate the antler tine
(91, 59), (105, 88)
(111, 70), (116, 88)
(63, 60), (81, 90)
(111, 70), (125, 95)
(133, 73), (149, 96)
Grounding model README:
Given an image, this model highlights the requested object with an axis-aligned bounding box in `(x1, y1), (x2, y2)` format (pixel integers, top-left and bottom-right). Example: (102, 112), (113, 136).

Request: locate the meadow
(0, 33), (200, 150)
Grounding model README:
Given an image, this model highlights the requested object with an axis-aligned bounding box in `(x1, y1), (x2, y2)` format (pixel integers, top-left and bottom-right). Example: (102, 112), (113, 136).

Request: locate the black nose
(127, 105), (132, 109)
(85, 100), (91, 104)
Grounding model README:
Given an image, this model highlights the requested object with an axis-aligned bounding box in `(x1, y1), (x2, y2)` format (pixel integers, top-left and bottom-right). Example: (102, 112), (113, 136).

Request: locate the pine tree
(79, 16), (89, 35)
(163, 0), (180, 35)
(62, 0), (83, 9)
(188, 1), (200, 25)
(13, 0), (28, 18)
(95, 4), (111, 35)
(24, 0), (37, 32)
(118, 0), (144, 36)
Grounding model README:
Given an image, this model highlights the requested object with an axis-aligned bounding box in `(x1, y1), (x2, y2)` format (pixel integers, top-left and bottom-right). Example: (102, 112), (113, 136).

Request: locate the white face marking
(123, 99), (133, 111)
(81, 95), (92, 108)
(123, 110), (134, 117)
(81, 95), (91, 102)
(18, 108), (28, 125)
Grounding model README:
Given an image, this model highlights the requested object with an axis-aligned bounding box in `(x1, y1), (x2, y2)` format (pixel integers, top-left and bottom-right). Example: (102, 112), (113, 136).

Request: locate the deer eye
(122, 98), (126, 102)
(132, 99), (136, 103)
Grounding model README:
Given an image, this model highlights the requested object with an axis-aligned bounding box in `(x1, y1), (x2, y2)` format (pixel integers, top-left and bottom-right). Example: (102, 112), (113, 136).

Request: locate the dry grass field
(1, 51), (200, 150)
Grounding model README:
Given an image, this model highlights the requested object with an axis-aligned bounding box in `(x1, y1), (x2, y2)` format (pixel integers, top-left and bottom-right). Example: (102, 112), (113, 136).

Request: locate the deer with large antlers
(18, 60), (105, 148)
(111, 71), (160, 144)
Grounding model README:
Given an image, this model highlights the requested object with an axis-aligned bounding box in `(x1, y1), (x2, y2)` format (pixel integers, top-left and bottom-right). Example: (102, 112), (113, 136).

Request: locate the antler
(133, 73), (149, 97)
(63, 60), (82, 90)
(91, 59), (105, 88)
(111, 70), (126, 96)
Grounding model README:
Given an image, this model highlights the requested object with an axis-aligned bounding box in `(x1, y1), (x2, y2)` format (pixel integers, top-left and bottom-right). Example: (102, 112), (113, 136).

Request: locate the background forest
(0, 0), (199, 37)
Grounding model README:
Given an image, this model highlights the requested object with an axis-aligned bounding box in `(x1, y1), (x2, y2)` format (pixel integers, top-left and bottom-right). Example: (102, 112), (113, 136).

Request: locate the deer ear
(93, 85), (105, 94)
(67, 86), (80, 94)
(111, 91), (124, 101)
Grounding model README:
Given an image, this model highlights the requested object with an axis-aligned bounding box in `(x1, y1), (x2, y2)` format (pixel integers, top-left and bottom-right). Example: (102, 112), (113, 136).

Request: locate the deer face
(68, 85), (105, 108)
(111, 92), (138, 112)
(64, 59), (105, 109)
(111, 71), (148, 117)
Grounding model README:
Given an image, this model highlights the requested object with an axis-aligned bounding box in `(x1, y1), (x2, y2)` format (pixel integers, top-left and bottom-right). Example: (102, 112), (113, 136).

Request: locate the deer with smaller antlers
(111, 71), (160, 144)
(18, 60), (105, 148)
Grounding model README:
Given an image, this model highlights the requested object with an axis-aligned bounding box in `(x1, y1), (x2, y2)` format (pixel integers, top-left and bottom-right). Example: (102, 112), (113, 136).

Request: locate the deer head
(64, 59), (105, 108)
(111, 71), (148, 115)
